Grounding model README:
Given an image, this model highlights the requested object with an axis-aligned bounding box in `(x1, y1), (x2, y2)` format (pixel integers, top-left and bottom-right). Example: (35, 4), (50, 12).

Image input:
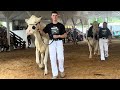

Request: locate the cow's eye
(32, 26), (36, 29)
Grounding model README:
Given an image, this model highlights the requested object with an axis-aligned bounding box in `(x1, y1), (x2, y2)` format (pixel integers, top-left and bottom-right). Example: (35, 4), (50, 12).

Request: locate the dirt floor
(0, 39), (120, 79)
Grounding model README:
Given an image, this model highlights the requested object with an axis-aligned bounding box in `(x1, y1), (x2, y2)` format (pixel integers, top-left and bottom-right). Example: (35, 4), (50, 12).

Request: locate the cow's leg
(0, 45), (1, 52)
(0, 41), (1, 52)
(36, 48), (40, 65)
(88, 42), (92, 58)
(39, 53), (44, 69)
(94, 41), (100, 55)
(43, 46), (49, 75)
(97, 43), (100, 55)
(94, 41), (98, 55)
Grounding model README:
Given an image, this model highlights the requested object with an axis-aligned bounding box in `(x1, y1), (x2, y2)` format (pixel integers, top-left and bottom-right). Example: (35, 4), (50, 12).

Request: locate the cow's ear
(25, 19), (28, 23)
(38, 16), (42, 21)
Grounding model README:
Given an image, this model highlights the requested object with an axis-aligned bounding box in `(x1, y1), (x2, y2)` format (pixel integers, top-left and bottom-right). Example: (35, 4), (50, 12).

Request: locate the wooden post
(6, 17), (11, 51)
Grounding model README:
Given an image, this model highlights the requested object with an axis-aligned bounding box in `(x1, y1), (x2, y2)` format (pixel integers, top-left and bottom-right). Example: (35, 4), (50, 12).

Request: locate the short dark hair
(103, 22), (107, 24)
(51, 11), (58, 15)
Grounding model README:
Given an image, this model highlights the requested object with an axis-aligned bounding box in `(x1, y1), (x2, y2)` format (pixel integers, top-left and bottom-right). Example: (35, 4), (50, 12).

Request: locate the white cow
(25, 15), (49, 75)
(86, 21), (100, 58)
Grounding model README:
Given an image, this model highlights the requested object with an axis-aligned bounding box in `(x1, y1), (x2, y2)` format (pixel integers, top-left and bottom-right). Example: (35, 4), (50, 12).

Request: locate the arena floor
(0, 39), (120, 79)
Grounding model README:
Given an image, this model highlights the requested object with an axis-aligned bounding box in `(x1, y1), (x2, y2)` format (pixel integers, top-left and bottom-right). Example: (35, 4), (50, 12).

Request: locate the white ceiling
(1, 11), (120, 25)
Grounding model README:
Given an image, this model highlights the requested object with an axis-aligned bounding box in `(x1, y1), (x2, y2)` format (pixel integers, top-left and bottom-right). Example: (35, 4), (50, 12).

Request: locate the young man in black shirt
(43, 11), (67, 79)
(27, 35), (31, 48)
(99, 22), (112, 60)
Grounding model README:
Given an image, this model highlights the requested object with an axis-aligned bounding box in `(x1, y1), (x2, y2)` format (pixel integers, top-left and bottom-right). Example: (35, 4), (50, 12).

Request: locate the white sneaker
(101, 59), (105, 61)
(60, 72), (65, 78)
(52, 76), (58, 79)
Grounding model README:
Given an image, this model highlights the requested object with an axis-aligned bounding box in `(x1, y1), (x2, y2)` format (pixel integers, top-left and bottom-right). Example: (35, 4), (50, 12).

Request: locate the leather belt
(50, 39), (62, 41)
(101, 37), (107, 39)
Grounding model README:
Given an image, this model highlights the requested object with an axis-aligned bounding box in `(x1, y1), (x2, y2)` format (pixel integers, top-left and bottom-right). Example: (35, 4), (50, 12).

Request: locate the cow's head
(91, 21), (99, 33)
(25, 15), (42, 35)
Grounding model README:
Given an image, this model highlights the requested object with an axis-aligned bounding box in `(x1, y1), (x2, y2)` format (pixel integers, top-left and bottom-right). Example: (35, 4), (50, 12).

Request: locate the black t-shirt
(99, 28), (111, 38)
(43, 22), (66, 40)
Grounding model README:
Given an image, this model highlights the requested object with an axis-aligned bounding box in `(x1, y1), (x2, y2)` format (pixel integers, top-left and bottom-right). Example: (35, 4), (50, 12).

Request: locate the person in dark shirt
(43, 11), (67, 79)
(99, 22), (112, 60)
(27, 35), (31, 48)
(72, 28), (78, 44)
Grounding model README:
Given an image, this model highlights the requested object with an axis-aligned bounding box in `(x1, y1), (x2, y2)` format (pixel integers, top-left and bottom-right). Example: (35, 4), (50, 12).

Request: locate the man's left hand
(53, 35), (60, 39)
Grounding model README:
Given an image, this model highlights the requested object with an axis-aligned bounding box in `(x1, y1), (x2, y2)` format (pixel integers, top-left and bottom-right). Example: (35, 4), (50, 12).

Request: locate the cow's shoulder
(87, 26), (93, 37)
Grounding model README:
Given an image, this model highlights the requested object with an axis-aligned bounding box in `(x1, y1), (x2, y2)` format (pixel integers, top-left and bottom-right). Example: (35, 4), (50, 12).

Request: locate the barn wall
(12, 30), (35, 48)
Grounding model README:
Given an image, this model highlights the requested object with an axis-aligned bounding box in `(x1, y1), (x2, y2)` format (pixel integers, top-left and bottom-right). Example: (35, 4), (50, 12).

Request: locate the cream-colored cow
(25, 15), (49, 75)
(86, 21), (100, 58)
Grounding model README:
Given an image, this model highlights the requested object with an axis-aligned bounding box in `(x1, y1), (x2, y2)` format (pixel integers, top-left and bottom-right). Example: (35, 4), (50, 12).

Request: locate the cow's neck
(92, 28), (95, 34)
(34, 31), (42, 43)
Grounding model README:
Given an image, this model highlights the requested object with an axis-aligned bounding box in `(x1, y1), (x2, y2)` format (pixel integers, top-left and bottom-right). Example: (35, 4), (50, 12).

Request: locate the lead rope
(39, 32), (54, 45)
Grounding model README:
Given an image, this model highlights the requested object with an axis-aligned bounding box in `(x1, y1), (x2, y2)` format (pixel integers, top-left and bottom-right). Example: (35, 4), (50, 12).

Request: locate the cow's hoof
(44, 71), (48, 75)
(89, 56), (92, 58)
(39, 64), (44, 70)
